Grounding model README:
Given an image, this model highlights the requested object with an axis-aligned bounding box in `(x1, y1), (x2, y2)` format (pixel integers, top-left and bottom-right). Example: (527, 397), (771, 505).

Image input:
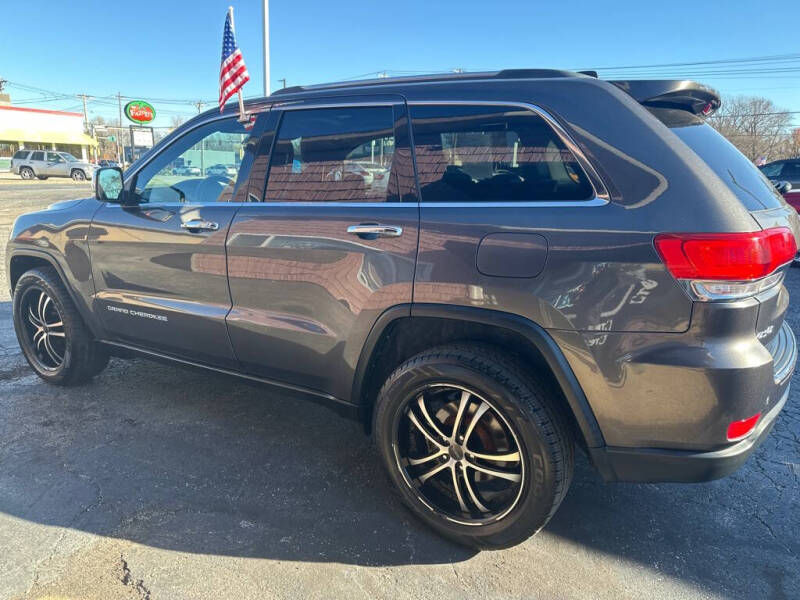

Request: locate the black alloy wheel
(18, 286), (66, 370)
(394, 384), (524, 525)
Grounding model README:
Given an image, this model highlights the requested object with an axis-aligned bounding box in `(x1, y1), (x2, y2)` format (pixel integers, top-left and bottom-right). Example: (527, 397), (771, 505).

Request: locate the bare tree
(170, 115), (185, 130)
(708, 96), (794, 162)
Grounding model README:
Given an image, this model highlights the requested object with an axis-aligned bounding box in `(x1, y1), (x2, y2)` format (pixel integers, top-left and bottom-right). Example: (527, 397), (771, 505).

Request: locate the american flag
(219, 8), (250, 113)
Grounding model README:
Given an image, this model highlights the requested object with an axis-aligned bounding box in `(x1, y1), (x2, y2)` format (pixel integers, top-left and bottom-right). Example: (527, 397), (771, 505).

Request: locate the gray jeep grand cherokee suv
(6, 70), (798, 548)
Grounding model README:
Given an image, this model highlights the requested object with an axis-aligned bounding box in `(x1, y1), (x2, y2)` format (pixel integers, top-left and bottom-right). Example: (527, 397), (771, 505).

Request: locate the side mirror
(775, 181), (793, 195)
(95, 167), (125, 203)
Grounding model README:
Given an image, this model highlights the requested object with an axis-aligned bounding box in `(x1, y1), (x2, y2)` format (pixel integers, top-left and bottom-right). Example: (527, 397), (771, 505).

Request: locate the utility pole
(279, 78), (287, 89)
(194, 100), (205, 114)
(117, 92), (124, 165)
(77, 94), (92, 133)
(262, 0), (270, 96)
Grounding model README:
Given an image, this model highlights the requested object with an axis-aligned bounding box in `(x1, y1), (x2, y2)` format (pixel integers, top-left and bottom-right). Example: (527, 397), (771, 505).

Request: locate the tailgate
(750, 205), (800, 355)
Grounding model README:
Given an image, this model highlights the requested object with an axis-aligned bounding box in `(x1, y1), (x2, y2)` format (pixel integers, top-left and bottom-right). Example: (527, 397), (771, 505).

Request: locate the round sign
(124, 100), (156, 124)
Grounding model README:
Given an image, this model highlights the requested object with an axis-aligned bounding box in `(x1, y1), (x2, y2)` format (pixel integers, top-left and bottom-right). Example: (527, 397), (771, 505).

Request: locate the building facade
(0, 105), (97, 168)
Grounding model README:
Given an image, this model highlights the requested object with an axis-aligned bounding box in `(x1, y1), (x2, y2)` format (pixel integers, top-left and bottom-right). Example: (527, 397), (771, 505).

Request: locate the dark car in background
(761, 158), (800, 190)
(6, 70), (798, 548)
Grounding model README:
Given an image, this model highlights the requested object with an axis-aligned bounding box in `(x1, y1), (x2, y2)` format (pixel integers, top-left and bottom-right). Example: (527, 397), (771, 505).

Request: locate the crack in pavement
(120, 554), (152, 600)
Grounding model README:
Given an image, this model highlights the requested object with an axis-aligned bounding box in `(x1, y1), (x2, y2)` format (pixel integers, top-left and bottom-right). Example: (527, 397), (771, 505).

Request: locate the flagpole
(227, 6), (248, 122)
(262, 0), (270, 96)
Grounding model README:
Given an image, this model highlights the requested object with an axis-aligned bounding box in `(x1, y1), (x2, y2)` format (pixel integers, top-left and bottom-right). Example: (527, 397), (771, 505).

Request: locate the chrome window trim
(407, 100), (609, 205)
(275, 101), (398, 111)
(104, 199), (606, 209)
(120, 100), (609, 208)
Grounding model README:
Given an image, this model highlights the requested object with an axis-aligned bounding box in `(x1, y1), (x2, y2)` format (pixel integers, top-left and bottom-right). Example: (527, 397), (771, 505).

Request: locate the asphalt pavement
(0, 184), (797, 599)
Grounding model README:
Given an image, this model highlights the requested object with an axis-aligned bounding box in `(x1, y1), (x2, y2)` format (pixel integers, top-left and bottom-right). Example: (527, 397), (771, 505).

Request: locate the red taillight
(654, 227), (796, 281)
(727, 413), (760, 441)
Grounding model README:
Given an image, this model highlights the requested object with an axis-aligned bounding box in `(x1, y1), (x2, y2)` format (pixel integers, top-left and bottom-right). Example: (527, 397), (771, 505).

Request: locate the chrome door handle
(346, 224), (403, 238)
(181, 219), (219, 232)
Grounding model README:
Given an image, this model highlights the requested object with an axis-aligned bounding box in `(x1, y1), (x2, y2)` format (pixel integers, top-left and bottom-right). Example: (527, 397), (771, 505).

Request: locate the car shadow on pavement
(0, 299), (797, 593)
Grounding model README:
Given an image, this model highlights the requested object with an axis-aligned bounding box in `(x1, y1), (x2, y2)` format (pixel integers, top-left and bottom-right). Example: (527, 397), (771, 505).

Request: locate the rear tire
(373, 343), (574, 549)
(19, 167), (34, 180)
(71, 169), (86, 181)
(12, 267), (108, 385)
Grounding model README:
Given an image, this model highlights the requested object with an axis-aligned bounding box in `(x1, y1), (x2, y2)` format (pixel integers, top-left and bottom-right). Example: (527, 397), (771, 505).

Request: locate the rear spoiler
(610, 80), (721, 117)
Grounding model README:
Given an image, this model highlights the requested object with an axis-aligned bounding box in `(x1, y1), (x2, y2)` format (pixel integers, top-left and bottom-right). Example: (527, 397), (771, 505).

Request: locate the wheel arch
(352, 303), (605, 449)
(8, 250), (101, 338)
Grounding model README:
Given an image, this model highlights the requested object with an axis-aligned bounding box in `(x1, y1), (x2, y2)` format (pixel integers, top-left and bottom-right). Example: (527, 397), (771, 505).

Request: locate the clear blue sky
(1, 0), (798, 128)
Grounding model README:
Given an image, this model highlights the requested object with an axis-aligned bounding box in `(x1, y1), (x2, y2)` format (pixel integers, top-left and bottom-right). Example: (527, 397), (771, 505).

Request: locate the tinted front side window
(759, 163), (783, 178)
(133, 117), (255, 204)
(30, 151), (44, 161)
(783, 162), (800, 179)
(265, 106), (396, 202)
(410, 105), (593, 203)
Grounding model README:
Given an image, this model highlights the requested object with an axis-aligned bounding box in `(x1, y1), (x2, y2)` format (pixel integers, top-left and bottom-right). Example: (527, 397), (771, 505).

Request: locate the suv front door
(45, 152), (69, 176)
(225, 97), (419, 401)
(88, 112), (267, 367)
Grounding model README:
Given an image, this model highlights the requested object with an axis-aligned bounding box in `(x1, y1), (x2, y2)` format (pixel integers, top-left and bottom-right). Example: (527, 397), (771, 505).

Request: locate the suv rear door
(225, 95), (419, 401)
(28, 151), (45, 175)
(88, 112), (268, 368)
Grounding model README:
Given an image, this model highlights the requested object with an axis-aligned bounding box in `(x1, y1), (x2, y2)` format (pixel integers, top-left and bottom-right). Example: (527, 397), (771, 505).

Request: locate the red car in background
(783, 189), (800, 213)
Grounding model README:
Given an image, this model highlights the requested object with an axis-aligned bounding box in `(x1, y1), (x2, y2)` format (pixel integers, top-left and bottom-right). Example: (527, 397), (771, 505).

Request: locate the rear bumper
(589, 383), (790, 483)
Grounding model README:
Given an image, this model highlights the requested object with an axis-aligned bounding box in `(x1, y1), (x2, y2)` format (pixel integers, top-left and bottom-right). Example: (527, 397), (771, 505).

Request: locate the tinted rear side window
(30, 151), (44, 161)
(265, 106), (397, 203)
(13, 150), (29, 159)
(783, 162), (800, 179)
(650, 107), (783, 211)
(410, 104), (594, 203)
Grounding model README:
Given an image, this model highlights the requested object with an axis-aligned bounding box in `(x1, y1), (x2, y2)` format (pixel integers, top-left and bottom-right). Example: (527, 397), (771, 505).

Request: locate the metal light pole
(262, 0), (270, 96)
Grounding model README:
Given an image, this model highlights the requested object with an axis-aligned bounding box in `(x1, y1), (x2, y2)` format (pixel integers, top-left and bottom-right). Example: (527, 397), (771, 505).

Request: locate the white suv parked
(11, 150), (96, 181)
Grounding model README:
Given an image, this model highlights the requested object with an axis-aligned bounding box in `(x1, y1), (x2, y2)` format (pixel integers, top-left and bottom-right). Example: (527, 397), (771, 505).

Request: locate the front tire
(373, 343), (574, 549)
(12, 267), (108, 385)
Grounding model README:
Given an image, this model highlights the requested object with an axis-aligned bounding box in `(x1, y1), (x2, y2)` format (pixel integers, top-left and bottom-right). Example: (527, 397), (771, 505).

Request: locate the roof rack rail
(271, 69), (588, 96)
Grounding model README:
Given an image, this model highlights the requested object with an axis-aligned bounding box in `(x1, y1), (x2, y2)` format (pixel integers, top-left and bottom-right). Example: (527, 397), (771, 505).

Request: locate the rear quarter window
(13, 150), (29, 159)
(410, 104), (594, 203)
(649, 107), (783, 211)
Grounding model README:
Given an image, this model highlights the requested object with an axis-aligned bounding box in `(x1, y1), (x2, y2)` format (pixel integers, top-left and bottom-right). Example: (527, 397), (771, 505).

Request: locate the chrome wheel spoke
(28, 306), (42, 327)
(416, 394), (449, 443)
(407, 449), (446, 466)
(460, 464), (490, 513)
(37, 292), (47, 323)
(450, 465), (469, 512)
(47, 331), (65, 338)
(407, 409), (446, 450)
(417, 460), (450, 484)
(42, 335), (62, 364)
(465, 460), (522, 482)
(462, 401), (490, 446)
(466, 450), (521, 462)
(452, 390), (471, 439)
(44, 319), (63, 329)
